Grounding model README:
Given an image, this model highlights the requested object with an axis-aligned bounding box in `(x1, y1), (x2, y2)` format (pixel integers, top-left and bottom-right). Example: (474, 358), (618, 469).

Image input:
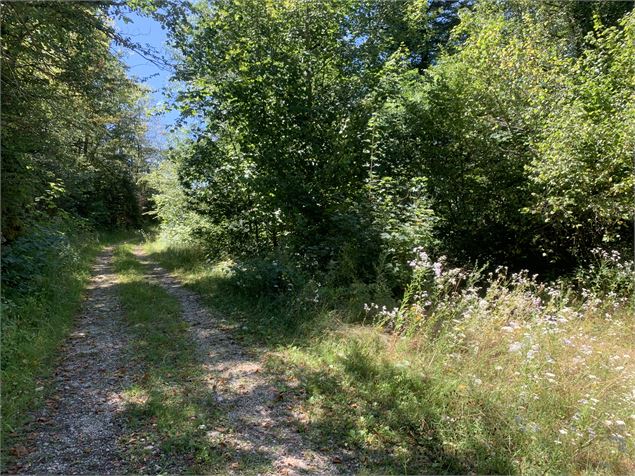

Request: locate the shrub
(228, 253), (309, 297)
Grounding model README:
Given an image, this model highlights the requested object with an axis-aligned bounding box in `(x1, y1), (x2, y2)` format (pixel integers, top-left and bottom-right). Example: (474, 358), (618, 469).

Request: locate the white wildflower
(509, 342), (523, 353)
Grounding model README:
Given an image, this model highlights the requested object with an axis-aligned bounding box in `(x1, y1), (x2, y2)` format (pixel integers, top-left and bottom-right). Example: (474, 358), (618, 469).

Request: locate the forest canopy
(1, 1), (152, 243)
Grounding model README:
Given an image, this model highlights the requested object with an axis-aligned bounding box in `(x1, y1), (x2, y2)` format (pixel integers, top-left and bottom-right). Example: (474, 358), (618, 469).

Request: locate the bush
(1, 214), (94, 298)
(228, 253), (309, 297)
(572, 248), (635, 300)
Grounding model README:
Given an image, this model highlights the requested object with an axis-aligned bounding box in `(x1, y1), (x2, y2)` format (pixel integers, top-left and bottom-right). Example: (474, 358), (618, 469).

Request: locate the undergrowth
(144, 237), (634, 474)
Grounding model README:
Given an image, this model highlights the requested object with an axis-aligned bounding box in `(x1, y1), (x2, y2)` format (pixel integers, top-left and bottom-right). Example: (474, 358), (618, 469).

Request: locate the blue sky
(114, 11), (178, 148)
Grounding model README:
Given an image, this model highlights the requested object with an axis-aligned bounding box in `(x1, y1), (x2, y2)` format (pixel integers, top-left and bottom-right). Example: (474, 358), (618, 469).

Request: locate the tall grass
(333, 248), (635, 473)
(145, 237), (634, 474)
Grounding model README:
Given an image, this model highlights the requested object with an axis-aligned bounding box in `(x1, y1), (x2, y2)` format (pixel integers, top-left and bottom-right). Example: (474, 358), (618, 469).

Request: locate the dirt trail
(10, 245), (350, 475)
(12, 247), (132, 475)
(133, 247), (349, 475)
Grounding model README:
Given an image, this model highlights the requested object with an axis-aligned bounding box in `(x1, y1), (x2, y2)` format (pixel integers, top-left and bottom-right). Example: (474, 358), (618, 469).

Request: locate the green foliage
(365, 1), (567, 264)
(6, 0), (633, 466)
(526, 12), (635, 258)
(1, 215), (92, 296)
(156, 0), (461, 275)
(229, 254), (308, 298)
(366, 175), (436, 285)
(354, 0), (634, 268)
(1, 2), (150, 241)
(171, 0), (365, 260)
(143, 158), (209, 245)
(572, 248), (635, 299)
(148, 0), (633, 277)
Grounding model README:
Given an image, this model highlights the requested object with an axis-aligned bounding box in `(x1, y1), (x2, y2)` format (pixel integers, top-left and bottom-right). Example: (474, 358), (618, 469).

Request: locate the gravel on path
(134, 247), (351, 475)
(11, 247), (133, 475)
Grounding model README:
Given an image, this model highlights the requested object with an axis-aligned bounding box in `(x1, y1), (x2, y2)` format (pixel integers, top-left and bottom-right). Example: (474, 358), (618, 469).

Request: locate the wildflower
(526, 344), (540, 360)
(610, 433), (627, 452)
(559, 429), (568, 435)
(432, 262), (442, 277)
(509, 342), (523, 353)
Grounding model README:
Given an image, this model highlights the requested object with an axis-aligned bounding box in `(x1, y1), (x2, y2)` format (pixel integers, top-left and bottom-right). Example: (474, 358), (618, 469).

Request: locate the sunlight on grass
(267, 315), (634, 474)
(145, 237), (635, 475)
(113, 244), (227, 473)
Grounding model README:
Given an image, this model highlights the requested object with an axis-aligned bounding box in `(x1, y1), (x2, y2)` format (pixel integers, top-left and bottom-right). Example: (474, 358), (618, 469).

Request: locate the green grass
(141, 240), (344, 347)
(0, 228), (140, 469)
(113, 244), (271, 474)
(144, 238), (635, 475)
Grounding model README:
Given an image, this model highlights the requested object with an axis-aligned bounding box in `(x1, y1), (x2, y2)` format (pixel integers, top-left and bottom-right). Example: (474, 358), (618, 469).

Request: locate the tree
(526, 11), (635, 259)
(1, 1), (150, 241)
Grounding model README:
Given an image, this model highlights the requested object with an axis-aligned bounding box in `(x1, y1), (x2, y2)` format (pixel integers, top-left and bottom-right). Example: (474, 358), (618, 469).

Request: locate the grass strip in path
(132, 245), (346, 475)
(113, 244), (229, 474)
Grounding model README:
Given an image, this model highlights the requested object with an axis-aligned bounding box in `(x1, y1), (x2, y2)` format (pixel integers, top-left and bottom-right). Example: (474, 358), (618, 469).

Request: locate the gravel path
(133, 247), (349, 475)
(9, 245), (351, 475)
(11, 247), (132, 475)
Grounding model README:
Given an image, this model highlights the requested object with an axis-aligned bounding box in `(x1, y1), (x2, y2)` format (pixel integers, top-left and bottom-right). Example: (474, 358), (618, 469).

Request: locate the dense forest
(2, 1), (634, 474)
(149, 0), (634, 274)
